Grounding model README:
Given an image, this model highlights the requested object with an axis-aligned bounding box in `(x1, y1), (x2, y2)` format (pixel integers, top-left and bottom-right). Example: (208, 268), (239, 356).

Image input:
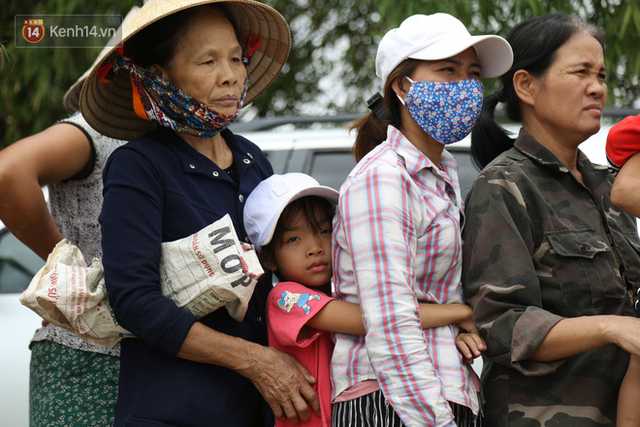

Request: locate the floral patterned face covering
(109, 54), (248, 138)
(398, 77), (484, 145)
(98, 34), (263, 139)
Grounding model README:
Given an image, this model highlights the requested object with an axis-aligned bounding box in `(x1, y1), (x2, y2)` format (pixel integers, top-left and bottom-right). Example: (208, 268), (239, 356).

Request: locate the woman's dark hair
(259, 196), (335, 274)
(124, 4), (238, 69)
(351, 59), (421, 162)
(471, 13), (605, 169)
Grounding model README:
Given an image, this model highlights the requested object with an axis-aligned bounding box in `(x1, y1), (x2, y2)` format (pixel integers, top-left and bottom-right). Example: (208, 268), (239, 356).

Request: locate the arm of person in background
(618, 353), (640, 427)
(611, 152), (640, 218)
(307, 300), (485, 363)
(0, 122), (92, 260)
(607, 113), (640, 217)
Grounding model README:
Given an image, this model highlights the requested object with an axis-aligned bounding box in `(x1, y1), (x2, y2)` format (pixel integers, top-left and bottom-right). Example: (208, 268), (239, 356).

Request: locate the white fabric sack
(19, 214), (263, 347)
(159, 214), (263, 320)
(18, 242), (130, 347)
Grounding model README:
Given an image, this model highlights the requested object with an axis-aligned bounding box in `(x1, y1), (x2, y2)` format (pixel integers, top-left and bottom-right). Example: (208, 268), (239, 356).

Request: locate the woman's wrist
(233, 340), (268, 379)
(598, 314), (631, 347)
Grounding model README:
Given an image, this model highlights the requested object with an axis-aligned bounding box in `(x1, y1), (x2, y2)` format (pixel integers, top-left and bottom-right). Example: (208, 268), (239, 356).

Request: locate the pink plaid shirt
(331, 126), (479, 427)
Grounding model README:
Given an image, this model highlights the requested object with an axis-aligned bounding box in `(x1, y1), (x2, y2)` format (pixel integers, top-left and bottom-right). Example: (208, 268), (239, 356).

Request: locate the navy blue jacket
(100, 128), (274, 427)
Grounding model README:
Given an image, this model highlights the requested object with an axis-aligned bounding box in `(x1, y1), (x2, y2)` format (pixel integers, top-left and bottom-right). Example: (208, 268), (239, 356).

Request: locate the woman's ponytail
(471, 89), (516, 170)
(351, 93), (394, 162)
(351, 59), (420, 162)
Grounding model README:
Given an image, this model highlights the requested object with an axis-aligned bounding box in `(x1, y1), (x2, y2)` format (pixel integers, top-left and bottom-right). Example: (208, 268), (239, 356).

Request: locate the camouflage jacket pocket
(546, 229), (625, 311)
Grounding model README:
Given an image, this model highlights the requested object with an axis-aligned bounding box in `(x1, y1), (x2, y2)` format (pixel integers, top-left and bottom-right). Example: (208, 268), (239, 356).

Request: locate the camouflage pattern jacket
(462, 129), (640, 427)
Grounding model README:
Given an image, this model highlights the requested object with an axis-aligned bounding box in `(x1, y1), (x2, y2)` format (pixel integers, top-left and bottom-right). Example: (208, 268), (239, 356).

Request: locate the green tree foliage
(257, 0), (640, 121)
(1, 0), (138, 147)
(2, 0), (640, 147)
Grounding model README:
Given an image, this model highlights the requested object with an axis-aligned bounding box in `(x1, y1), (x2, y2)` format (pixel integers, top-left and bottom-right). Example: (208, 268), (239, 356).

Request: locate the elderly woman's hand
(178, 322), (320, 423)
(238, 345), (321, 423)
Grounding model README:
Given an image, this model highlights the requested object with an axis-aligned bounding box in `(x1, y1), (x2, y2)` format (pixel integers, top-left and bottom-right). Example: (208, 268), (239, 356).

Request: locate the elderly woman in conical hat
(79, 1), (319, 426)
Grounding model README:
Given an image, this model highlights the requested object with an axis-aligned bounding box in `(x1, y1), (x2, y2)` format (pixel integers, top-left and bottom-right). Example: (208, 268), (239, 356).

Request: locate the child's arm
(306, 300), (485, 360)
(618, 353), (640, 427)
(303, 299), (366, 335)
(306, 300), (474, 334)
(611, 152), (640, 218)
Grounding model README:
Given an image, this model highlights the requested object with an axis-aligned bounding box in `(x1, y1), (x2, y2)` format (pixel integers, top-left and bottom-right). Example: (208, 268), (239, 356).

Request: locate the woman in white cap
(79, 1), (320, 426)
(463, 14), (640, 426)
(0, 8), (139, 426)
(331, 13), (513, 427)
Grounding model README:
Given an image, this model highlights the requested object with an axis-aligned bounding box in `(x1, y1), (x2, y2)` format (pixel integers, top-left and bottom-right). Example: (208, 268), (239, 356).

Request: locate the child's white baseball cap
(244, 173), (339, 251)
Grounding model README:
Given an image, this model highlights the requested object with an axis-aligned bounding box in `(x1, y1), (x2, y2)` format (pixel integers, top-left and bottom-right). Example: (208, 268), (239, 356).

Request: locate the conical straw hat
(80, 0), (290, 140)
(63, 6), (141, 113)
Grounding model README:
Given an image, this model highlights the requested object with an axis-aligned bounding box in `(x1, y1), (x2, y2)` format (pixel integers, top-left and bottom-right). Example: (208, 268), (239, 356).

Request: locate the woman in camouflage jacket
(462, 13), (640, 427)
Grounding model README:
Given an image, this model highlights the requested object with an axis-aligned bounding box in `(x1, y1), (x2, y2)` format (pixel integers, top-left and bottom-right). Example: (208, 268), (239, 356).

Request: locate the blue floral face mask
(398, 77), (484, 145)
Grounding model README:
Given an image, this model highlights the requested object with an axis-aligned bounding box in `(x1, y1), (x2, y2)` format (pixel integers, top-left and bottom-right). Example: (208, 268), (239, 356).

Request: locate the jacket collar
(514, 128), (608, 175)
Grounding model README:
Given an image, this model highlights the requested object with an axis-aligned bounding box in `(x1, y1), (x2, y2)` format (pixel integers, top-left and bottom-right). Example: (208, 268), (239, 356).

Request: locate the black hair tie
(367, 92), (392, 121)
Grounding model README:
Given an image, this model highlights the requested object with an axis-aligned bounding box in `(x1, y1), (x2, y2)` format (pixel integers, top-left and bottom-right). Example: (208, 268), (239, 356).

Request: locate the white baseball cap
(376, 13), (514, 85)
(244, 173), (339, 251)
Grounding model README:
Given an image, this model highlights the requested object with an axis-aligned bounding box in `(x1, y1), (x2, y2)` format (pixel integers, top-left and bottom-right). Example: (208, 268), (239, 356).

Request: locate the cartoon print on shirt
(277, 291), (321, 315)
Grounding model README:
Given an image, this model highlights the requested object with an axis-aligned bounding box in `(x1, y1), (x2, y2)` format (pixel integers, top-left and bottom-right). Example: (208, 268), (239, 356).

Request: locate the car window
(261, 149), (290, 177)
(302, 147), (478, 196)
(306, 150), (357, 190)
(0, 229), (44, 293)
(261, 143), (479, 195)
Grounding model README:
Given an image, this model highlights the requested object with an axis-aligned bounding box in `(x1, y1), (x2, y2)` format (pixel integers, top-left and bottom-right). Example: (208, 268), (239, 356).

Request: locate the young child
(243, 173), (485, 426)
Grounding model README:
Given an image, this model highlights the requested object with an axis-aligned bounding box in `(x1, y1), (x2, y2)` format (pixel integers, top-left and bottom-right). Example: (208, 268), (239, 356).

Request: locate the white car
(0, 114), (627, 426)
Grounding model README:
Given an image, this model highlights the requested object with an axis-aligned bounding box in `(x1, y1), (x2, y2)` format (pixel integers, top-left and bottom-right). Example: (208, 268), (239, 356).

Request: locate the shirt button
(212, 171), (219, 177)
(579, 244), (589, 253)
(243, 158), (251, 164)
(189, 164), (195, 169)
(239, 194), (244, 203)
